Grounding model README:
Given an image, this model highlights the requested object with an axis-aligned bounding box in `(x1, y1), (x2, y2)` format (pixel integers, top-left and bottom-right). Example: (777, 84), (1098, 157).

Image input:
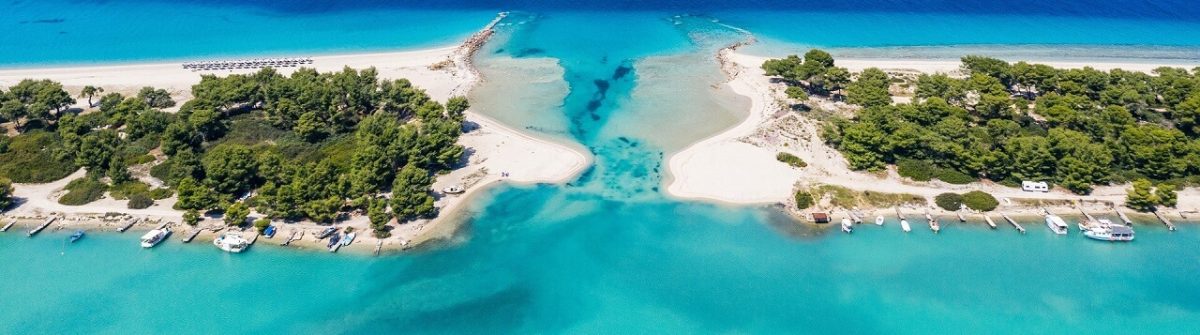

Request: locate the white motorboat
(875, 215), (885, 226)
(1084, 223), (1135, 242)
(342, 232), (356, 246)
(841, 218), (853, 234)
(213, 233), (250, 253)
(442, 185), (465, 194)
(1045, 215), (1069, 235)
(140, 227), (170, 248)
(900, 219), (911, 232)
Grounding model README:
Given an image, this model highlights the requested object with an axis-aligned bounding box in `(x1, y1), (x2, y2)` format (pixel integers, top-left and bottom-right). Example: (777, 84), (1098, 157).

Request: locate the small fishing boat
(875, 216), (885, 226)
(841, 218), (853, 234)
(263, 225), (277, 238)
(326, 232), (341, 249)
(900, 219), (911, 232)
(1084, 223), (1135, 242)
(213, 233), (250, 253)
(929, 219), (941, 233)
(342, 232), (356, 246)
(317, 226), (337, 239)
(68, 230), (85, 243)
(140, 227), (170, 248)
(442, 184), (465, 194)
(1045, 214), (1069, 235)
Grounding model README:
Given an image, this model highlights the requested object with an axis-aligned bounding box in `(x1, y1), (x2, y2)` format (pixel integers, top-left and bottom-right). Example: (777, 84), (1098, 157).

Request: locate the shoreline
(665, 40), (1200, 219)
(0, 11), (592, 254)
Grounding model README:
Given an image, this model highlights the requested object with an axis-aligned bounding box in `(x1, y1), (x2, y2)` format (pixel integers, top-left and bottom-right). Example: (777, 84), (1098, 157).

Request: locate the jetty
(983, 215), (997, 229)
(182, 227), (203, 243)
(281, 230), (302, 246)
(247, 232), (260, 245)
(1000, 213), (1026, 234)
(847, 210), (862, 224)
(117, 218), (140, 233)
(1, 218), (16, 232)
(1077, 208), (1097, 223)
(1115, 210), (1133, 225)
(374, 240), (383, 256)
(1152, 211), (1177, 231)
(27, 216), (56, 237)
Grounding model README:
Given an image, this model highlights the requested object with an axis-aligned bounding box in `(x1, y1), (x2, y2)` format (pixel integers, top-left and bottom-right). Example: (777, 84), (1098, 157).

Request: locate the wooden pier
(182, 227), (203, 243)
(846, 211), (862, 224)
(280, 230), (302, 246)
(983, 215), (997, 229)
(374, 240), (383, 257)
(117, 218), (140, 233)
(1, 219), (16, 232)
(247, 232), (260, 245)
(1153, 211), (1177, 231)
(27, 217), (56, 237)
(1078, 208), (1097, 223)
(1116, 210), (1133, 225)
(1000, 213), (1026, 234)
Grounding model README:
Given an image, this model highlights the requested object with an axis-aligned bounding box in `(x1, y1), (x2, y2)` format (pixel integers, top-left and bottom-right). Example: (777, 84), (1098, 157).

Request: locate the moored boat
(317, 226), (337, 239)
(841, 218), (853, 234)
(68, 230), (85, 243)
(213, 233), (250, 253)
(1084, 223), (1135, 242)
(875, 215), (885, 226)
(263, 225), (277, 238)
(443, 185), (465, 194)
(1045, 215), (1069, 235)
(326, 232), (341, 249)
(900, 219), (911, 232)
(342, 232), (356, 246)
(140, 227), (170, 248)
(929, 219), (941, 233)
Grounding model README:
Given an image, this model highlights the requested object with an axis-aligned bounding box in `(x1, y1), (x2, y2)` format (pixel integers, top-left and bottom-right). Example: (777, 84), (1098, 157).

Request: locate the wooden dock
(27, 217), (56, 237)
(1000, 213), (1026, 234)
(1116, 210), (1133, 225)
(117, 218), (140, 233)
(374, 240), (383, 256)
(846, 211), (862, 224)
(280, 230), (302, 246)
(1078, 208), (1097, 223)
(1153, 211), (1177, 231)
(1, 219), (16, 232)
(182, 228), (203, 243)
(983, 215), (997, 229)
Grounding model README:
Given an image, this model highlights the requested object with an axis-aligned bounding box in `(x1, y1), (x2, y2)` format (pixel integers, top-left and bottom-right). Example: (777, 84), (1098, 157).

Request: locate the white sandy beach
(666, 49), (1200, 215)
(0, 15), (590, 251)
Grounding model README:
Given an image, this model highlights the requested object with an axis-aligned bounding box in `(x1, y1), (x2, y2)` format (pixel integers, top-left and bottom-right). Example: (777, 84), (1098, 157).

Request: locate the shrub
(794, 191), (814, 209)
(896, 159), (933, 182)
(785, 86), (809, 100)
(149, 188), (174, 200)
(253, 218), (271, 233)
(933, 168), (976, 184)
(59, 177), (108, 205)
(0, 177), (13, 210)
(776, 152), (807, 168)
(934, 192), (964, 211)
(962, 191), (999, 211)
(127, 193), (154, 209)
(0, 131), (78, 183)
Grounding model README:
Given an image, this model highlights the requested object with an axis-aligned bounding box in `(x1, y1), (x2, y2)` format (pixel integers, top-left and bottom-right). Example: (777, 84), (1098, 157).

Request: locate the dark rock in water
(514, 48), (544, 57)
(22, 18), (65, 24)
(587, 100), (602, 112)
(618, 137), (630, 143)
(612, 65), (633, 80)
(593, 79), (610, 92)
(494, 48), (505, 54)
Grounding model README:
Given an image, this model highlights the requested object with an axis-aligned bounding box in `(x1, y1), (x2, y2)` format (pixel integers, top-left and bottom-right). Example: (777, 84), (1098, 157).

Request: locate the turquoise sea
(4, 1), (1200, 333)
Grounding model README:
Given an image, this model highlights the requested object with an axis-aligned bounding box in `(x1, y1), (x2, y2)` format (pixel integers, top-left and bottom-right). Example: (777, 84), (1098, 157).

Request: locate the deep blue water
(3, 1), (1200, 333)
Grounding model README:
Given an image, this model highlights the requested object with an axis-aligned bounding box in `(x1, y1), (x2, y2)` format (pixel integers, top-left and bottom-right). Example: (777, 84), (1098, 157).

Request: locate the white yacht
(140, 227), (170, 248)
(213, 233), (250, 253)
(841, 218), (853, 234)
(1045, 215), (1069, 235)
(900, 219), (911, 232)
(875, 215), (885, 226)
(1084, 223), (1135, 242)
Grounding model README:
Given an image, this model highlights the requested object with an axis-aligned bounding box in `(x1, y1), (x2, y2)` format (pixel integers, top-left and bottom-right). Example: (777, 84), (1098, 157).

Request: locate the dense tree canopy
(2, 67), (469, 228)
(770, 50), (1200, 194)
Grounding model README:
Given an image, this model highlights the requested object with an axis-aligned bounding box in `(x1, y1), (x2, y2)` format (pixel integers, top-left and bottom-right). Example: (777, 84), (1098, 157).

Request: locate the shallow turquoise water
(5, 1), (1200, 333)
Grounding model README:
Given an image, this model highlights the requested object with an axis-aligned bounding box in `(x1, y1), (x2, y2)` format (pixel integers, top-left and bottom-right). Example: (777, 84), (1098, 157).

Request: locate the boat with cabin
(443, 184), (465, 194)
(900, 219), (911, 232)
(326, 232), (341, 248)
(69, 230), (85, 243)
(1084, 223), (1135, 242)
(213, 233), (250, 253)
(841, 218), (853, 234)
(140, 227), (170, 248)
(875, 215), (885, 225)
(263, 225), (277, 238)
(1045, 214), (1069, 235)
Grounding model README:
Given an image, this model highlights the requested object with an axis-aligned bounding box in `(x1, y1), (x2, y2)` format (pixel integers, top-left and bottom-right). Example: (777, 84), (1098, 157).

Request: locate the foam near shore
(0, 13), (590, 252)
(666, 48), (1200, 218)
